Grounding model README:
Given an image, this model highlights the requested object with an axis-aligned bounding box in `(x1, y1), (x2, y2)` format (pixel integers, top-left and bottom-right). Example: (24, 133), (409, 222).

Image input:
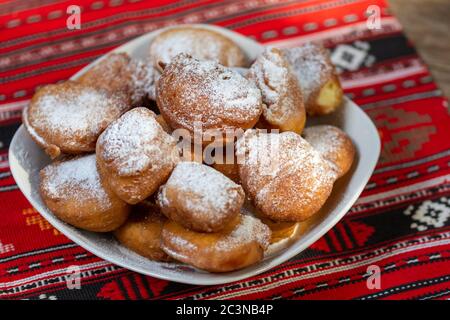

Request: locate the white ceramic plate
(9, 24), (380, 285)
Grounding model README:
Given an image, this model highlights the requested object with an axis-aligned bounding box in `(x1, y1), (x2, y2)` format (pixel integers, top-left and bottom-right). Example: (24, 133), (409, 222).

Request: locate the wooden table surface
(388, 0), (450, 100)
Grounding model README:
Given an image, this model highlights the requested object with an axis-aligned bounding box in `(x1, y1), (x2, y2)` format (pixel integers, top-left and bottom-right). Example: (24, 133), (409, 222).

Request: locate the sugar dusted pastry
(78, 53), (158, 105)
(248, 47), (306, 134)
(39, 154), (130, 232)
(114, 201), (171, 262)
(78, 53), (133, 103)
(236, 130), (337, 222)
(96, 107), (179, 204)
(156, 54), (263, 144)
(129, 58), (158, 103)
(303, 125), (355, 178)
(161, 214), (270, 272)
(283, 44), (343, 116)
(157, 162), (244, 233)
(149, 26), (247, 71)
(23, 81), (130, 159)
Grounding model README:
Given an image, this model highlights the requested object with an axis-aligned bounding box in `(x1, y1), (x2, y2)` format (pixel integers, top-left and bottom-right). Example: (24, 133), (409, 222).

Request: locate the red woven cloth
(1, 0), (449, 300)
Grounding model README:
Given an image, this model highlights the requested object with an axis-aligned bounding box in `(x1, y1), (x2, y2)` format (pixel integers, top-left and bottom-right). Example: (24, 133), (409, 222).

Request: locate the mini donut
(23, 81), (130, 159)
(39, 154), (130, 232)
(96, 107), (180, 204)
(236, 130), (337, 222)
(149, 26), (247, 72)
(157, 162), (244, 232)
(156, 54), (262, 144)
(303, 125), (355, 178)
(114, 201), (171, 262)
(248, 47), (306, 134)
(282, 44), (343, 116)
(161, 214), (271, 272)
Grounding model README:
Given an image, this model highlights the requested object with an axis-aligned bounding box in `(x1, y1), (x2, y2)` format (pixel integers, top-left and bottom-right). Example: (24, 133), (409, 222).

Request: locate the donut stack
(27, 25), (355, 273)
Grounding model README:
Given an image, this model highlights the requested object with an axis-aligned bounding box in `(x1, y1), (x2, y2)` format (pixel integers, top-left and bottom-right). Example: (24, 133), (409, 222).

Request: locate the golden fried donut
(303, 125), (355, 178)
(114, 201), (171, 262)
(96, 107), (180, 204)
(283, 44), (343, 116)
(24, 81), (130, 159)
(149, 26), (247, 72)
(248, 48), (306, 134)
(39, 154), (130, 232)
(156, 54), (262, 144)
(157, 162), (244, 232)
(161, 214), (271, 272)
(236, 130), (337, 222)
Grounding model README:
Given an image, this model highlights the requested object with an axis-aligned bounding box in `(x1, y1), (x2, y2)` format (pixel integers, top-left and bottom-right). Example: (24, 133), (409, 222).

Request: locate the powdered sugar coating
(248, 48), (305, 132)
(303, 125), (355, 178)
(36, 91), (112, 137)
(26, 81), (129, 155)
(250, 48), (288, 104)
(40, 154), (111, 210)
(237, 130), (328, 184)
(33, 88), (125, 139)
(236, 130), (337, 221)
(129, 58), (158, 102)
(157, 162), (244, 232)
(303, 125), (340, 155)
(157, 54), (262, 133)
(282, 43), (334, 103)
(78, 53), (132, 96)
(97, 107), (179, 176)
(215, 215), (270, 252)
(160, 214), (271, 272)
(149, 27), (246, 69)
(162, 215), (270, 254)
